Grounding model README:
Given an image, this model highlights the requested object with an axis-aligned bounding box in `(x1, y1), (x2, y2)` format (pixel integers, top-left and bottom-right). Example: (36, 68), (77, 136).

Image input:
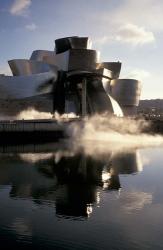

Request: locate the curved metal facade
(55, 36), (92, 54)
(98, 62), (122, 79)
(110, 79), (141, 115)
(0, 72), (56, 99)
(30, 50), (55, 61)
(110, 79), (141, 106)
(54, 49), (99, 71)
(8, 59), (57, 76)
(0, 36), (142, 117)
(87, 77), (123, 116)
(42, 56), (57, 66)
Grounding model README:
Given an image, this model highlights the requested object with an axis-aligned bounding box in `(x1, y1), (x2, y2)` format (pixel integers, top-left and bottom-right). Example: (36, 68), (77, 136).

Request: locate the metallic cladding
(87, 77), (123, 116)
(0, 36), (142, 117)
(30, 50), (55, 61)
(8, 59), (58, 76)
(0, 72), (56, 99)
(55, 36), (92, 54)
(54, 49), (99, 71)
(110, 79), (141, 106)
(98, 62), (122, 79)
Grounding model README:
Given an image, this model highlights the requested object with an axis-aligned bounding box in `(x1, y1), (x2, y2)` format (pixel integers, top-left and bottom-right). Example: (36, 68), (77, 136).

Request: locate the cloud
(25, 23), (37, 31)
(108, 0), (163, 32)
(115, 23), (155, 46)
(120, 191), (152, 213)
(10, 0), (31, 16)
(122, 68), (151, 81)
(94, 23), (155, 47)
(92, 0), (163, 48)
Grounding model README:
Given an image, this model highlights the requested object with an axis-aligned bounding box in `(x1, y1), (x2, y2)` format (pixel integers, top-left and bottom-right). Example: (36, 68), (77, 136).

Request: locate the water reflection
(0, 144), (143, 219)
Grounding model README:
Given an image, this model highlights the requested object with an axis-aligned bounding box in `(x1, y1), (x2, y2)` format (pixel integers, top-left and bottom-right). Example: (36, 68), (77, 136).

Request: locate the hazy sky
(0, 0), (162, 99)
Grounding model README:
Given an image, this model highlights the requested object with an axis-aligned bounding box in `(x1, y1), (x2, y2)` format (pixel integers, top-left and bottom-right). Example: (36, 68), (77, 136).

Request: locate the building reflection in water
(0, 145), (143, 218)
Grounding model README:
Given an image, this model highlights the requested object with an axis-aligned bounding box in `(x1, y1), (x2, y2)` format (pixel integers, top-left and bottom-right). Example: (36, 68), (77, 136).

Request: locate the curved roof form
(0, 71), (56, 99)
(8, 59), (58, 76)
(54, 49), (99, 71)
(109, 95), (124, 117)
(55, 36), (92, 54)
(87, 77), (123, 116)
(30, 50), (55, 61)
(110, 79), (141, 106)
(97, 62), (122, 79)
(0, 35), (142, 117)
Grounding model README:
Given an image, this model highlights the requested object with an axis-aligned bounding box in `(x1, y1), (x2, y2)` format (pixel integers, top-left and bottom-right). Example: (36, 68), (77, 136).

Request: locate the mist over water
(0, 108), (163, 156)
(67, 114), (163, 156)
(15, 109), (163, 154)
(17, 109), (79, 120)
(17, 108), (53, 120)
(0, 110), (163, 250)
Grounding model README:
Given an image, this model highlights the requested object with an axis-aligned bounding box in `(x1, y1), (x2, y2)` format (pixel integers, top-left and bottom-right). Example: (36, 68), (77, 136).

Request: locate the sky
(0, 0), (163, 100)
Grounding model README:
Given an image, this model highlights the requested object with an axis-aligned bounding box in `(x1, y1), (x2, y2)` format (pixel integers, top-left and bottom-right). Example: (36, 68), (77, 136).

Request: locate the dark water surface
(0, 143), (163, 249)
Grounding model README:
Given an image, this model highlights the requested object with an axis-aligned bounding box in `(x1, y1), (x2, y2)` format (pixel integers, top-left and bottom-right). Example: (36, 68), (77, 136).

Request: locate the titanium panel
(96, 68), (112, 94)
(30, 50), (55, 61)
(0, 72), (56, 99)
(69, 37), (92, 50)
(42, 56), (57, 66)
(54, 49), (99, 71)
(110, 79), (141, 106)
(87, 78), (123, 116)
(97, 62), (122, 79)
(8, 59), (58, 76)
(55, 36), (92, 54)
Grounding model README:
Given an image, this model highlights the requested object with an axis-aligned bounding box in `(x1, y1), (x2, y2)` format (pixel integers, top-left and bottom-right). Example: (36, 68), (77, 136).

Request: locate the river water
(0, 143), (163, 249)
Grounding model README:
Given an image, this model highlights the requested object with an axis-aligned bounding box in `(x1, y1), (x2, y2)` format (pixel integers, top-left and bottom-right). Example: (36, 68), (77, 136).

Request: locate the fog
(67, 114), (163, 155)
(0, 108), (163, 156)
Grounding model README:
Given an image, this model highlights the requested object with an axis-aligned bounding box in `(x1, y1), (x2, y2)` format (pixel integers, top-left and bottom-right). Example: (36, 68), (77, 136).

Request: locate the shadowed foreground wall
(0, 94), (53, 116)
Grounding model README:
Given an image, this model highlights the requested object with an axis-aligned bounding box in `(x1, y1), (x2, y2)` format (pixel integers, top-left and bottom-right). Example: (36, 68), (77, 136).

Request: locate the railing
(0, 119), (62, 132)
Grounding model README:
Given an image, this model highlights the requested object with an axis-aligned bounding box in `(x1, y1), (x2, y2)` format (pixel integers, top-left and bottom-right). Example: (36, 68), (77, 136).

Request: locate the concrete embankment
(0, 119), (74, 143)
(0, 117), (163, 144)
